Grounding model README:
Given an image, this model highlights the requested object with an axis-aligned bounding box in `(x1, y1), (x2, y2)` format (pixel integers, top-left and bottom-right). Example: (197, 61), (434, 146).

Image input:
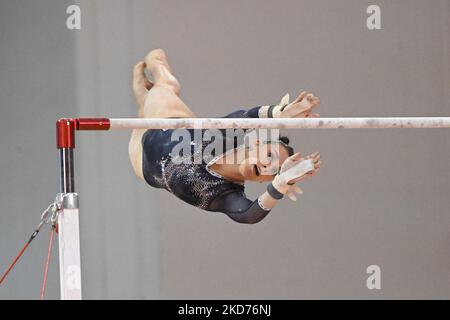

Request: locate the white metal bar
(109, 117), (450, 129)
(58, 194), (82, 300)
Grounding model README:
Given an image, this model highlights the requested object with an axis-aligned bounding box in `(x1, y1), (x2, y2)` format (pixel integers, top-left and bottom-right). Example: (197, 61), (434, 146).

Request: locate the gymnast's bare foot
(144, 49), (180, 95)
(145, 49), (173, 72)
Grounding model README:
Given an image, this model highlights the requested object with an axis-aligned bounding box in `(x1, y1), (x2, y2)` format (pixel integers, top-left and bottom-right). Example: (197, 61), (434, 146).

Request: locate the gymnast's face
(239, 142), (291, 182)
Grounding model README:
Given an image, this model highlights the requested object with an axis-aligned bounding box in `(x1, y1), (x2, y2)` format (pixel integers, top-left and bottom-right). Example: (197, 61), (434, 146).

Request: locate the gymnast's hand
(275, 91), (321, 118)
(269, 151), (321, 201)
(281, 151), (321, 184)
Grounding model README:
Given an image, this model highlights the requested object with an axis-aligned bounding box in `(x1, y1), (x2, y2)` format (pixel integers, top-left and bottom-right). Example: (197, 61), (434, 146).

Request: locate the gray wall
(0, 0), (160, 299)
(1, 0), (449, 299)
(0, 0), (77, 299)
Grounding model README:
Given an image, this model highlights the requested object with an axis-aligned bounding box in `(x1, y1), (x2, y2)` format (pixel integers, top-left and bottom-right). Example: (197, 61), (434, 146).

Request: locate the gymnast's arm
(223, 92), (320, 119)
(211, 153), (321, 224)
(222, 105), (277, 119)
(208, 190), (280, 224)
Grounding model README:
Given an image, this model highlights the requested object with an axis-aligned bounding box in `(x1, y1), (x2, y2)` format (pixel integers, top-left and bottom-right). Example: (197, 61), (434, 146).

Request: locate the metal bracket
(57, 193), (79, 209)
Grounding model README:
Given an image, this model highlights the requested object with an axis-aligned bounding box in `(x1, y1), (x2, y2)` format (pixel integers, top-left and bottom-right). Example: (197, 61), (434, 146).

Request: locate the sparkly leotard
(141, 107), (272, 224)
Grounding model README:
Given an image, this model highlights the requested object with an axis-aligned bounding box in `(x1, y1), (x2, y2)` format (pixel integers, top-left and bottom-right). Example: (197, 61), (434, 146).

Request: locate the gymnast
(128, 49), (322, 224)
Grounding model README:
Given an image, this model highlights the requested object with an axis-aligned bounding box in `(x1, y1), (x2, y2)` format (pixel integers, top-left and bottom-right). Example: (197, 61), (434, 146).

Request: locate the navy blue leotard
(141, 106), (272, 224)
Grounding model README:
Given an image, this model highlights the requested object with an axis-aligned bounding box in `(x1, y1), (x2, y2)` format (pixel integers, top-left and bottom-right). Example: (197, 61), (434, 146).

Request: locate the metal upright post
(56, 119), (82, 300)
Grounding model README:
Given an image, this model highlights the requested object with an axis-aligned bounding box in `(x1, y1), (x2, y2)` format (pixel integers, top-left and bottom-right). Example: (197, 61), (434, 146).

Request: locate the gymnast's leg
(128, 49), (196, 180)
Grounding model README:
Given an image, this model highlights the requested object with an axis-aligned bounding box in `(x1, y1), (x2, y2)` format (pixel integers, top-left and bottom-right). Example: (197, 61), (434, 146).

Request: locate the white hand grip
(280, 159), (315, 182)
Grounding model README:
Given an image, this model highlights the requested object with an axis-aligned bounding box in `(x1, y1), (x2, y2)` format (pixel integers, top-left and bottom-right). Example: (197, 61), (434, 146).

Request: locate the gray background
(0, 0), (449, 299)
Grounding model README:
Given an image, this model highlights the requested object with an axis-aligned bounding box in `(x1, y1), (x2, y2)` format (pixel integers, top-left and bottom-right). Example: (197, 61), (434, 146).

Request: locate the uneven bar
(108, 117), (450, 130)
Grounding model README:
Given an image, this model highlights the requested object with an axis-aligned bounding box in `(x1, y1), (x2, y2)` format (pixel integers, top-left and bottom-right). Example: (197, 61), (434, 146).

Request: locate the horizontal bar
(108, 117), (450, 130)
(76, 118), (110, 131)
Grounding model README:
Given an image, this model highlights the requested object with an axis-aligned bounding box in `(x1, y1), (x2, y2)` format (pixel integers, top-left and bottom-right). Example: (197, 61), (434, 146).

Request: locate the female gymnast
(128, 49), (322, 224)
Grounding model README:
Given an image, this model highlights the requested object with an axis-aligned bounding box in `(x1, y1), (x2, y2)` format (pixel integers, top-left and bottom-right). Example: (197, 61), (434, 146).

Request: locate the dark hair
(265, 136), (294, 156)
(278, 136), (294, 156)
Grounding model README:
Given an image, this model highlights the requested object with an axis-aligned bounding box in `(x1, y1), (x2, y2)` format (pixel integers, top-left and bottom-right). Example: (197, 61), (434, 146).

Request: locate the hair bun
(279, 136), (290, 145)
